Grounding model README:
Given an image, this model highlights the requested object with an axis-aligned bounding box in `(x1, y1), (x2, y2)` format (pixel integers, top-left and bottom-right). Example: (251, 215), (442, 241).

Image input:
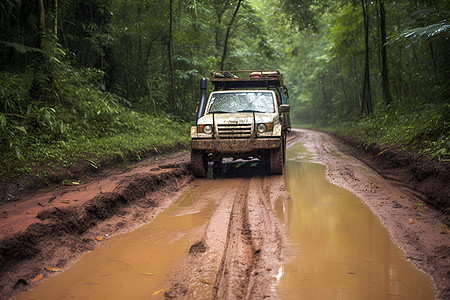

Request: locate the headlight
(257, 123), (273, 133)
(257, 123), (267, 133)
(203, 124), (213, 134)
(198, 124), (213, 134)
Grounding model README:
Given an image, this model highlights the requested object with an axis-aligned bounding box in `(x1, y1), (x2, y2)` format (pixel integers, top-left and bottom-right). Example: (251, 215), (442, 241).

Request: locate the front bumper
(191, 138), (281, 154)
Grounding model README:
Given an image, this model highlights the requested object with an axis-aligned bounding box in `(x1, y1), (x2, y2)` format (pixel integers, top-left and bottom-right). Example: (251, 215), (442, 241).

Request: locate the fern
(0, 41), (42, 54)
(394, 21), (450, 45)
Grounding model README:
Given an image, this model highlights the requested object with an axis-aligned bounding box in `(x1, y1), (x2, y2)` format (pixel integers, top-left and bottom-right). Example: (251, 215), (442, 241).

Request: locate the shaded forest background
(0, 0), (448, 178)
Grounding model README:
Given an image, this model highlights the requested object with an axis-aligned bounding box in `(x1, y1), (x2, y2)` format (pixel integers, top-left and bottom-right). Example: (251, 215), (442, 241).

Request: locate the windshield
(206, 92), (275, 114)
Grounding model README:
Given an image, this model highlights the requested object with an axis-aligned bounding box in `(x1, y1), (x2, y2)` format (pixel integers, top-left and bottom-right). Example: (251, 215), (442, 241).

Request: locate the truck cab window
(206, 92), (275, 114)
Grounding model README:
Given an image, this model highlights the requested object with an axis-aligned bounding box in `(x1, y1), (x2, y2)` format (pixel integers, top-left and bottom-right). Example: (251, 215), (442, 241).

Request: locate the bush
(340, 103), (449, 160)
(0, 58), (191, 179)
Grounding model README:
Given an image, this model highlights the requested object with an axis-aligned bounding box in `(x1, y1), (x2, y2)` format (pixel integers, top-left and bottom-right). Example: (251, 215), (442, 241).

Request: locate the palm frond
(391, 21), (449, 47)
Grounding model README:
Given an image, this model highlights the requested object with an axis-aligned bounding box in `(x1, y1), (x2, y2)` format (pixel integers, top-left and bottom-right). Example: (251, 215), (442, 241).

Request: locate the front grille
(217, 124), (252, 138)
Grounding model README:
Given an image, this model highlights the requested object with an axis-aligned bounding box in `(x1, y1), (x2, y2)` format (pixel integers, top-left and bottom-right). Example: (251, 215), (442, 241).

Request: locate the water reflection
(278, 161), (434, 299)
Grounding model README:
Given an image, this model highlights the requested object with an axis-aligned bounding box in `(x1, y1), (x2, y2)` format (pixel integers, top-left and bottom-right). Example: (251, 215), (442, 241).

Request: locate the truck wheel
(270, 144), (284, 175)
(191, 150), (207, 178)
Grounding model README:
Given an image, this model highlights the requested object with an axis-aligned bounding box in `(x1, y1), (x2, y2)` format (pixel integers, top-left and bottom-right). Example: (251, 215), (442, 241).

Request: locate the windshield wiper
(208, 110), (230, 113)
(236, 109), (267, 113)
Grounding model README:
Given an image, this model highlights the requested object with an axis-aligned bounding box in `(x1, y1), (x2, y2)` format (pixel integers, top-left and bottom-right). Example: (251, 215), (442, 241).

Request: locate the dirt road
(0, 129), (448, 299)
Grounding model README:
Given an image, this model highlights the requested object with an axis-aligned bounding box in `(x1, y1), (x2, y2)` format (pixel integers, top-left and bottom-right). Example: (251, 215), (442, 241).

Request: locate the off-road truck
(190, 70), (291, 177)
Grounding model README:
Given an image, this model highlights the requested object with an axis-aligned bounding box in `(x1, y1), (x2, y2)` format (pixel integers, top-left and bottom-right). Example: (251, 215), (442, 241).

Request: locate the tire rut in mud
(163, 131), (302, 299)
(0, 163), (192, 298)
(245, 177), (285, 298)
(214, 178), (255, 299)
(165, 175), (286, 299)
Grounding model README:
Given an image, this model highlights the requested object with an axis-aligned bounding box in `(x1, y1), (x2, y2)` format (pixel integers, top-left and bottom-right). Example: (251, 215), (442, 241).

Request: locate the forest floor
(0, 129), (448, 299)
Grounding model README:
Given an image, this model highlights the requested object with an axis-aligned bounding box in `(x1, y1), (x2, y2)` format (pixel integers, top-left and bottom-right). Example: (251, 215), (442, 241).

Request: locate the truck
(190, 70), (291, 177)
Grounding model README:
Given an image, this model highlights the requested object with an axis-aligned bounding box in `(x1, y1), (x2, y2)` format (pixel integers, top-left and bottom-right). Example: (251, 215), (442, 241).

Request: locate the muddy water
(17, 142), (435, 299)
(17, 181), (218, 300)
(277, 160), (435, 299)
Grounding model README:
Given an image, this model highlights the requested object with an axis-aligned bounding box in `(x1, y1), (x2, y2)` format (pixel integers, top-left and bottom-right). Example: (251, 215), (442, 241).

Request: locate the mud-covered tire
(270, 133), (287, 175)
(191, 150), (207, 178)
(270, 144), (284, 175)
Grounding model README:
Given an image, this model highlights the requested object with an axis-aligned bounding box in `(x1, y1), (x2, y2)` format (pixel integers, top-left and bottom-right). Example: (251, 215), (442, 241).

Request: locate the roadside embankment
(333, 132), (450, 218)
(0, 152), (192, 299)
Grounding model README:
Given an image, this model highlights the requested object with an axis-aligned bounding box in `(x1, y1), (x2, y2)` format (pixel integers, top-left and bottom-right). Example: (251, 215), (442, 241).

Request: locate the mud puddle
(16, 181), (216, 300)
(277, 159), (435, 299)
(12, 129), (441, 299)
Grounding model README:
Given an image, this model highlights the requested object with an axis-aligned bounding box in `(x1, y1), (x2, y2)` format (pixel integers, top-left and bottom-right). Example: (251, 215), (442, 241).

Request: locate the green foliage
(340, 103), (449, 160)
(1, 0), (448, 179)
(0, 111), (190, 178)
(264, 0), (449, 159)
(0, 0), (276, 178)
(0, 68), (191, 177)
(0, 46), (190, 178)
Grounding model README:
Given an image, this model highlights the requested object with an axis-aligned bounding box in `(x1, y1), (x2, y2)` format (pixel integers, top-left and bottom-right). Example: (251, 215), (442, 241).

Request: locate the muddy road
(0, 129), (448, 299)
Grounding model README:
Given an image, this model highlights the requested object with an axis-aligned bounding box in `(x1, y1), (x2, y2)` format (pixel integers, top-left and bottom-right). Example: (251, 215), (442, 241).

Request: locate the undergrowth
(0, 113), (191, 179)
(337, 102), (450, 160)
(0, 45), (191, 180)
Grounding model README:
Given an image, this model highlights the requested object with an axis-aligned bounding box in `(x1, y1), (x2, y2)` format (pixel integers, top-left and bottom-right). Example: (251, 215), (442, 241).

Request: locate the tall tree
(168, 0), (175, 111)
(54, 0), (58, 36)
(38, 0), (46, 48)
(220, 0), (243, 70)
(360, 0), (373, 115)
(378, 0), (392, 106)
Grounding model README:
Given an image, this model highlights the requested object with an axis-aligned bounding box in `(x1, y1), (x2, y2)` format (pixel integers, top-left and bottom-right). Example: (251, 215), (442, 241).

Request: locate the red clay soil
(333, 133), (449, 217)
(0, 129), (448, 299)
(0, 152), (193, 299)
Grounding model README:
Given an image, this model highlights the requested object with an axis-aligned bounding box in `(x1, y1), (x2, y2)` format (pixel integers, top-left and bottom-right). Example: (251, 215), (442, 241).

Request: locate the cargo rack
(210, 70), (288, 96)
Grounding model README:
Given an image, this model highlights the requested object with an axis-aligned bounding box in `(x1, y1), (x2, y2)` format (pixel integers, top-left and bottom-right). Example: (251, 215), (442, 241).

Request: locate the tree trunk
(336, 64), (349, 106)
(168, 0), (175, 111)
(379, 0), (392, 106)
(38, 0), (46, 48)
(54, 0), (58, 36)
(396, 46), (402, 101)
(428, 42), (437, 80)
(360, 0), (373, 115)
(220, 0), (242, 70)
(214, 1), (230, 57)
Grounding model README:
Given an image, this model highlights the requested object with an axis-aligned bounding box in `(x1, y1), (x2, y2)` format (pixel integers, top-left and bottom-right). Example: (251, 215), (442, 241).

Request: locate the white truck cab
(190, 70), (290, 177)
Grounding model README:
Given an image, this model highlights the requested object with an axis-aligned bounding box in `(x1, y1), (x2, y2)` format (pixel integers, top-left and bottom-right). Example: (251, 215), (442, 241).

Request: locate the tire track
(245, 176), (286, 298)
(213, 175), (286, 299)
(214, 178), (254, 299)
(162, 133), (300, 298)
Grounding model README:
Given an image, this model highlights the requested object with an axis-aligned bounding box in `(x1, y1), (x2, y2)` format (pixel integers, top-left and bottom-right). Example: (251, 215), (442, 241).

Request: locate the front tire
(191, 150), (207, 178)
(270, 134), (286, 175)
(270, 144), (284, 175)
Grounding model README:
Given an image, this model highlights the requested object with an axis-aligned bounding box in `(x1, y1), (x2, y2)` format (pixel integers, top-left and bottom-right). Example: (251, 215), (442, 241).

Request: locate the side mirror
(278, 104), (290, 113)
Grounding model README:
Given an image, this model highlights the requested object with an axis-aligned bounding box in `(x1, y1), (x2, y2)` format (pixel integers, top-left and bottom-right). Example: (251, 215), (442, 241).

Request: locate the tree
(38, 0), (46, 48)
(168, 0), (175, 111)
(360, 0), (373, 115)
(220, 0), (243, 70)
(378, 0), (392, 106)
(54, 0), (59, 36)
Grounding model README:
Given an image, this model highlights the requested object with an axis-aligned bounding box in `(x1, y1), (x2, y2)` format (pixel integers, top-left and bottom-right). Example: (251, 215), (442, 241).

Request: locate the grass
(0, 114), (191, 179)
(295, 102), (449, 161)
(339, 103), (449, 160)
